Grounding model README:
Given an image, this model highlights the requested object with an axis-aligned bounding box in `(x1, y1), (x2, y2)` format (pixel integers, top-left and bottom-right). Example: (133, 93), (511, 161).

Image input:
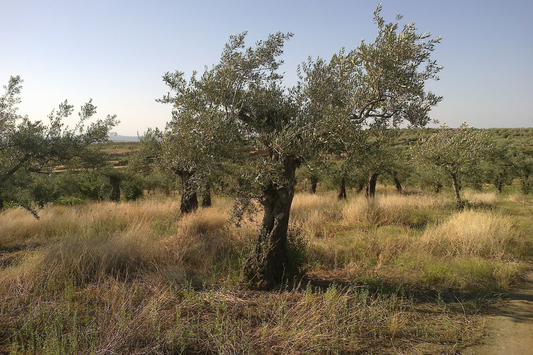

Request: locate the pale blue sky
(1, 0), (532, 135)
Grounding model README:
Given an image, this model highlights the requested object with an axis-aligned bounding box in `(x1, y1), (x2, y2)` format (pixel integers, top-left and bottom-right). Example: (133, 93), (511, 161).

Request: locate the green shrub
(123, 182), (144, 201)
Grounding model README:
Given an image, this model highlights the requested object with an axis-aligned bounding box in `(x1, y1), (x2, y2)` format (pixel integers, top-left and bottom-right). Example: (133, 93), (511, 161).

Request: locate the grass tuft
(421, 210), (514, 258)
(341, 194), (449, 228)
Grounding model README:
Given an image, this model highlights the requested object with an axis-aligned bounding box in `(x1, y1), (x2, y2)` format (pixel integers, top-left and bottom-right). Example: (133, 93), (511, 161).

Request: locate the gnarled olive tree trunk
(392, 172), (403, 194)
(366, 172), (379, 198)
(176, 170), (198, 214)
(244, 155), (300, 289)
(109, 175), (122, 202)
(449, 170), (463, 209)
(310, 173), (319, 194)
(337, 177), (347, 200)
(201, 181), (212, 207)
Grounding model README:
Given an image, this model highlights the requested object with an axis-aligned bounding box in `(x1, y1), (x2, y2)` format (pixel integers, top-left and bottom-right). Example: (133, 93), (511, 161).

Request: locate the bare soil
(462, 271), (533, 355)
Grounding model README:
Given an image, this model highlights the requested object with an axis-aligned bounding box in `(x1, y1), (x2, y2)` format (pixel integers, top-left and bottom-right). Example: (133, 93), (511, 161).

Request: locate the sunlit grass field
(1, 187), (532, 354)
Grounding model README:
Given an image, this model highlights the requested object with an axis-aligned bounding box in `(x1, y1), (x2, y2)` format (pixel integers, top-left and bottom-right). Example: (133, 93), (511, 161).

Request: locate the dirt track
(462, 271), (533, 355)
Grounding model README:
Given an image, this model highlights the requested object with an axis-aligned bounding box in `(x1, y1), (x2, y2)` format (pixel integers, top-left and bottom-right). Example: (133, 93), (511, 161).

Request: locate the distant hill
(109, 135), (139, 142)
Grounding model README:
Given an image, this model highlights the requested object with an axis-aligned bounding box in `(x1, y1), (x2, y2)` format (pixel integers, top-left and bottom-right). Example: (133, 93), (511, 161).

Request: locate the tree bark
(393, 172), (403, 194)
(201, 181), (212, 207)
(310, 174), (319, 194)
(177, 171), (198, 214)
(366, 172), (379, 198)
(337, 177), (347, 200)
(109, 175), (121, 202)
(449, 171), (463, 209)
(244, 155), (300, 289)
(521, 174), (531, 195)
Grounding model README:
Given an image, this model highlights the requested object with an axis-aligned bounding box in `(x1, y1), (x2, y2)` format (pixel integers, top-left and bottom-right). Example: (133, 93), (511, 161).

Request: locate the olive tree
(159, 32), (307, 288)
(0, 76), (118, 215)
(154, 75), (243, 213)
(484, 142), (514, 194)
(352, 129), (405, 198)
(159, 5), (442, 288)
(509, 146), (533, 194)
(411, 123), (492, 207)
(298, 5), (442, 199)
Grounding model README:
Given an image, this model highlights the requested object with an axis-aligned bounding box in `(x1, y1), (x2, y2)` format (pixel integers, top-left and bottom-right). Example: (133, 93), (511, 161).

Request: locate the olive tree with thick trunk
(159, 32), (310, 288)
(158, 5), (442, 288)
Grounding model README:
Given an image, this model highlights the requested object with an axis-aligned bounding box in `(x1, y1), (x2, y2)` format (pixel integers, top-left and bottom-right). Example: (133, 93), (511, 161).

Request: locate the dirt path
(462, 271), (533, 355)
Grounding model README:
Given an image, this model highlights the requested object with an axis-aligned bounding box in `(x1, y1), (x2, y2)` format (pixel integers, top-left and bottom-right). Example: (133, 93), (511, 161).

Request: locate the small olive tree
(0, 76), (118, 215)
(153, 77), (243, 214)
(411, 123), (492, 207)
(483, 142), (515, 194)
(509, 146), (533, 195)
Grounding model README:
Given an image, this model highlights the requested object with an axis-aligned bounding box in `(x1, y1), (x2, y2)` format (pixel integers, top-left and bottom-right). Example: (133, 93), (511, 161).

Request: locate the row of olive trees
(488, 142), (533, 195)
(408, 124), (532, 205)
(409, 123), (492, 207)
(0, 80), (186, 210)
(298, 123), (532, 206)
(145, 5), (443, 288)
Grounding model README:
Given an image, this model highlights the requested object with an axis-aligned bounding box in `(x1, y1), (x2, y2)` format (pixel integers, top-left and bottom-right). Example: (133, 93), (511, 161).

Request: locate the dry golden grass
(306, 225), (415, 271)
(421, 210), (514, 258)
(0, 199), (256, 294)
(507, 193), (530, 207)
(290, 193), (341, 237)
(290, 193), (450, 241)
(463, 190), (498, 206)
(0, 190), (531, 354)
(0, 200), (181, 249)
(0, 275), (482, 355)
(298, 191), (529, 294)
(341, 193), (450, 227)
(162, 206), (256, 284)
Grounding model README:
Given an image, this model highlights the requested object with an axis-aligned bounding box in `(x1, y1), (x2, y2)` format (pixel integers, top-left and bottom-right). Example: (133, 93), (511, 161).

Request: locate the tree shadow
(295, 274), (495, 306)
(488, 272), (533, 324)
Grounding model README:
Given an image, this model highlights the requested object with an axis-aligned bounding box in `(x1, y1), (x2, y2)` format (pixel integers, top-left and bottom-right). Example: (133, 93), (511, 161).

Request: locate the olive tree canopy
(296, 4), (442, 201)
